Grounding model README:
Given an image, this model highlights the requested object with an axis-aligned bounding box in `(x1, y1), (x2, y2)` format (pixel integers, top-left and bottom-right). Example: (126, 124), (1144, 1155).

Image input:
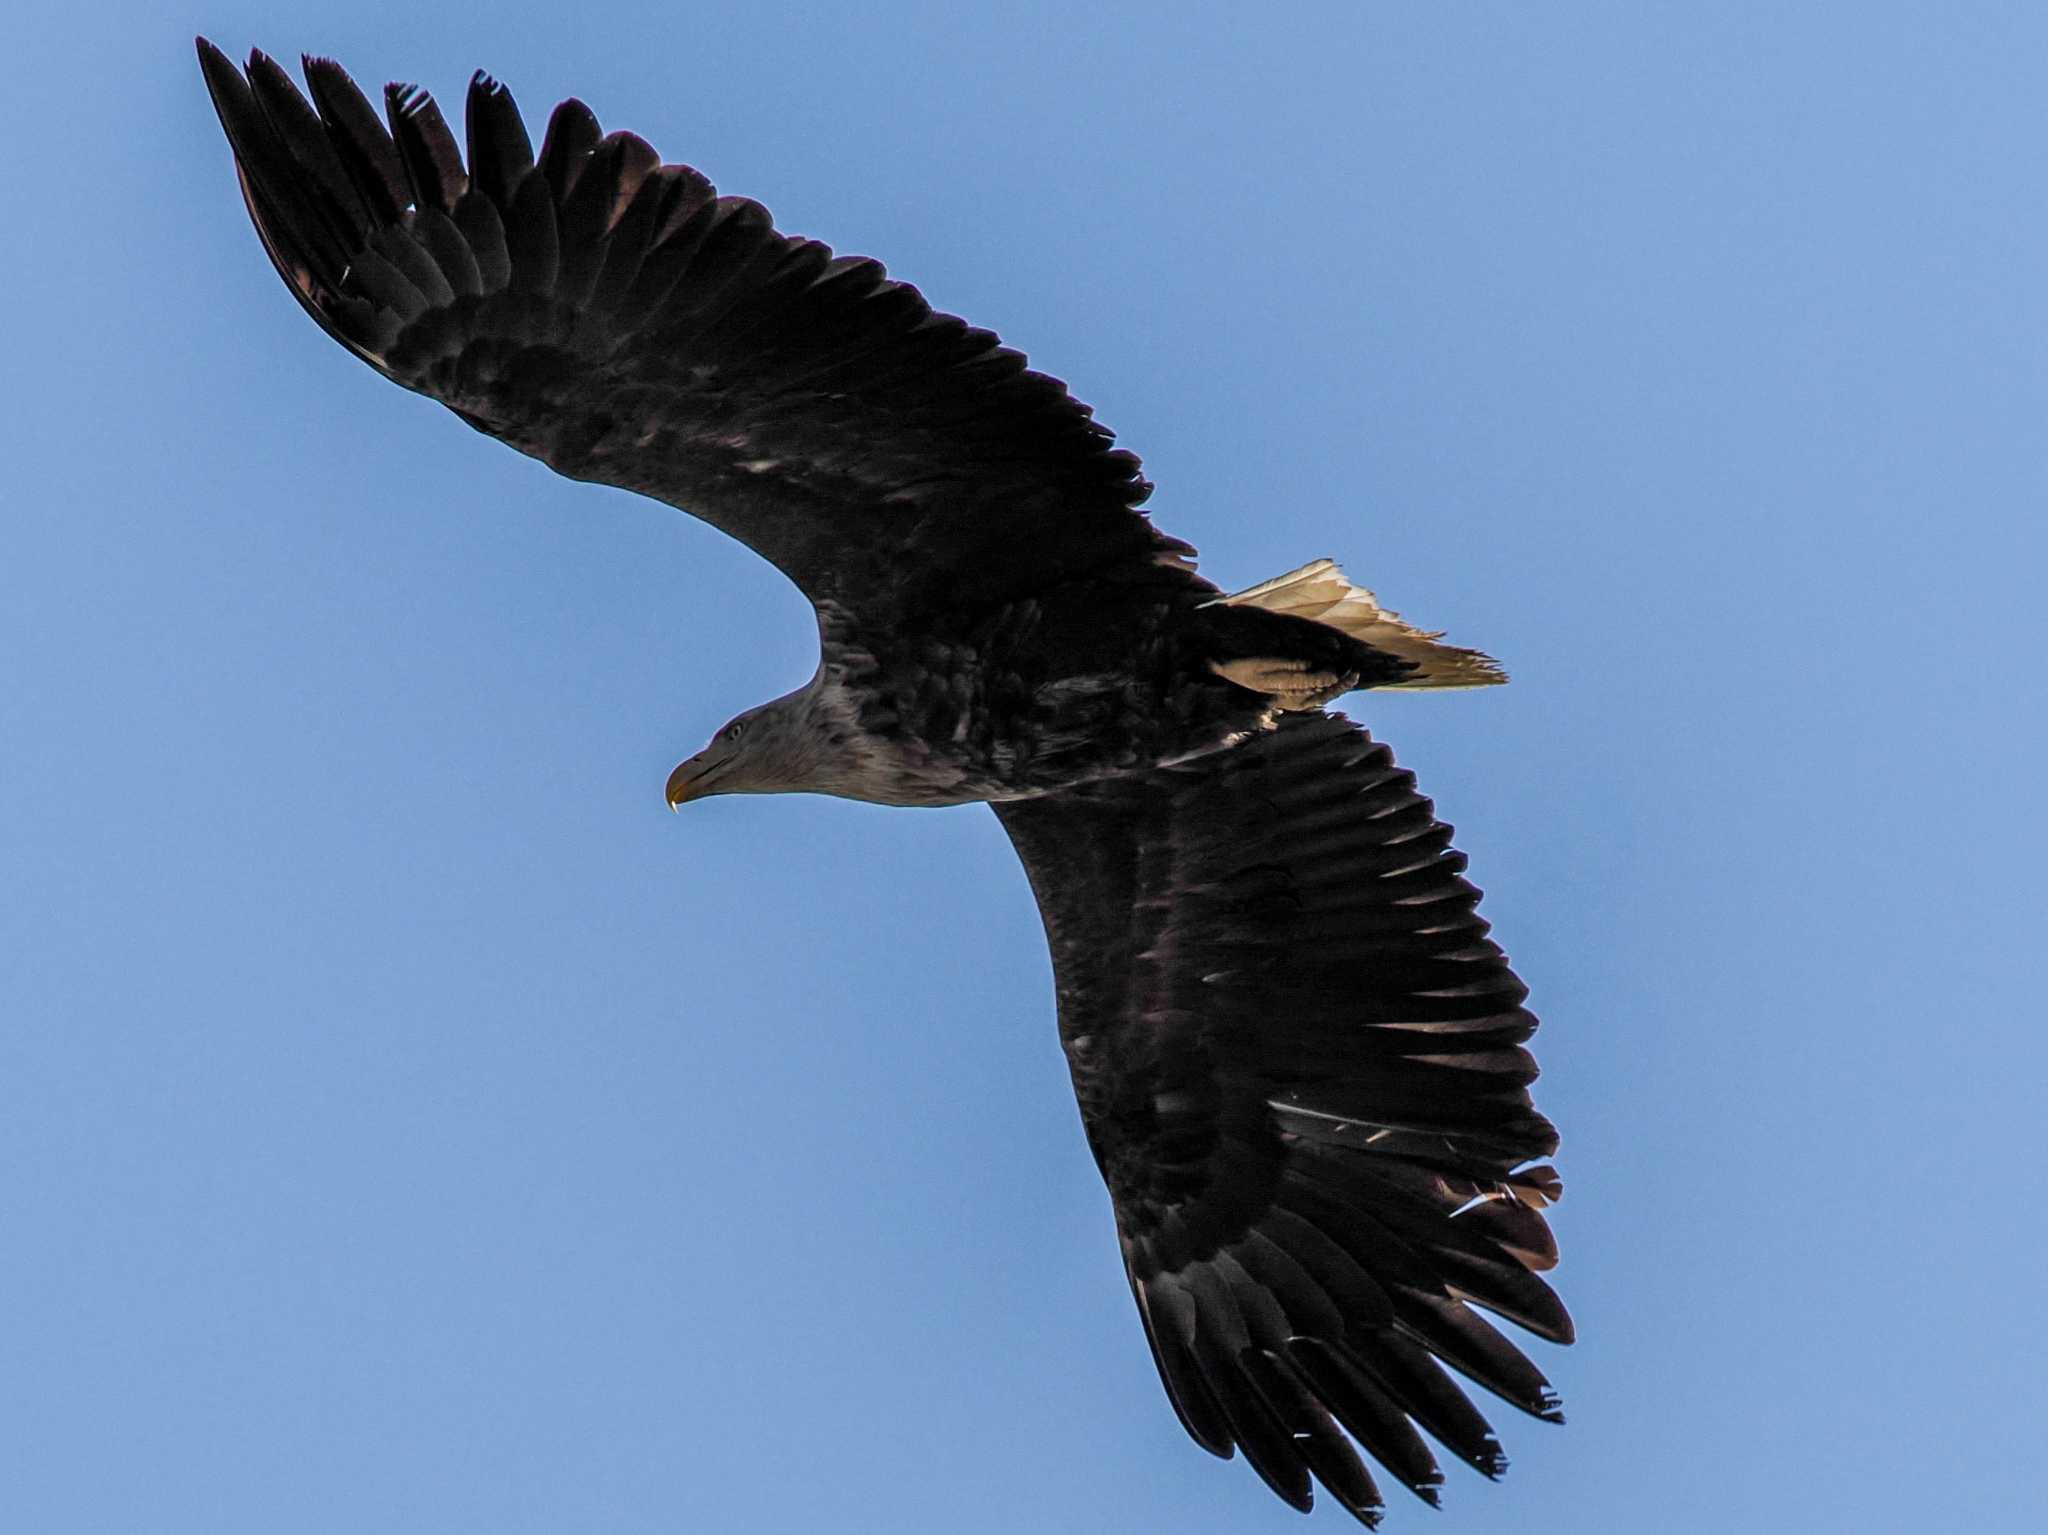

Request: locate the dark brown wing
(994, 712), (1568, 1527)
(196, 41), (1202, 620)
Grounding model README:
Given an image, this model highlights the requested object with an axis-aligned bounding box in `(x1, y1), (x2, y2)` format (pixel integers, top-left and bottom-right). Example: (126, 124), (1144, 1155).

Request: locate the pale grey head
(664, 677), (981, 810)
(664, 692), (837, 808)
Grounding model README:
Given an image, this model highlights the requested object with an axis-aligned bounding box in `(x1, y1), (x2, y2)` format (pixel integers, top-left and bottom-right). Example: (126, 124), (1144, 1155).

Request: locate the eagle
(198, 40), (1571, 1527)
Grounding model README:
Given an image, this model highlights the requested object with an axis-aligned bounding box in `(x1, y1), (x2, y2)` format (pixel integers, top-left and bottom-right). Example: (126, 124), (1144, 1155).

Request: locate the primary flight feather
(198, 40), (1569, 1526)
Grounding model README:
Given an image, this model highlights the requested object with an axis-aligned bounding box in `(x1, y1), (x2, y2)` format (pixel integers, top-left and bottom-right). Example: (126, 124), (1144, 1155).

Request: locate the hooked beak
(665, 753), (714, 811)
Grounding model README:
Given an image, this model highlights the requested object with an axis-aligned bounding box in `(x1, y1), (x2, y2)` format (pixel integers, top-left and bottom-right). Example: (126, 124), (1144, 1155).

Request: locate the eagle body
(801, 587), (1407, 806)
(201, 41), (1570, 1528)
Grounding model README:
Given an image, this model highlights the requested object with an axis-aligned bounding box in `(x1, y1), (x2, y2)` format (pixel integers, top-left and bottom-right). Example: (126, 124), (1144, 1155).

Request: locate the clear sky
(5, 4), (2044, 1531)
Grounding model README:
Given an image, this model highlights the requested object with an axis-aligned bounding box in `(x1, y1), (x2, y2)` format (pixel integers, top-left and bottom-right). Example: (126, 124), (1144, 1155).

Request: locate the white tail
(1208, 558), (1507, 690)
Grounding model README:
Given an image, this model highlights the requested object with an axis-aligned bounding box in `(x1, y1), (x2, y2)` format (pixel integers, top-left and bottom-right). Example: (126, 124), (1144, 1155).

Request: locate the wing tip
(194, 34), (245, 111)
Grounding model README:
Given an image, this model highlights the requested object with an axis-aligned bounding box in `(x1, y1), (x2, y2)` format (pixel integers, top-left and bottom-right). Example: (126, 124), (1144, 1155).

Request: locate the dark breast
(824, 586), (1279, 800)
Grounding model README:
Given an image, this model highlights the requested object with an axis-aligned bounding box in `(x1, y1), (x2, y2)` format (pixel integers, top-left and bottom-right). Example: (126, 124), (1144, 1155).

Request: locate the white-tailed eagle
(198, 41), (1570, 1527)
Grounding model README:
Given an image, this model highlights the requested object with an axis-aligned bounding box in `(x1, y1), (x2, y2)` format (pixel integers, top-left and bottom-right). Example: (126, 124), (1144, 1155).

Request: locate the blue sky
(5, 3), (2044, 1530)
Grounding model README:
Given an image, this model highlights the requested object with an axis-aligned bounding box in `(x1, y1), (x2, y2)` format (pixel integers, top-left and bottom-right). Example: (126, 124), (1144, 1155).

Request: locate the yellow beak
(666, 754), (711, 810)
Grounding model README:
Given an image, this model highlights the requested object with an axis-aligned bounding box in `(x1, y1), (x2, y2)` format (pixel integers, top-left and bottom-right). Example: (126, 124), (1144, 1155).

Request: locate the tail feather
(1211, 560), (1507, 691)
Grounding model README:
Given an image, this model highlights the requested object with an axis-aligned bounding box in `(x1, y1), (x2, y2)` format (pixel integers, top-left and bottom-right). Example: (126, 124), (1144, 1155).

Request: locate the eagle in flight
(199, 40), (1571, 1527)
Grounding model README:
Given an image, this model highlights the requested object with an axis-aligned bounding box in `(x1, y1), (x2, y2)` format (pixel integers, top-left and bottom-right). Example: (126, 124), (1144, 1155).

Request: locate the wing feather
(536, 97), (602, 203)
(384, 81), (467, 213)
(502, 169), (560, 295)
(995, 712), (1568, 1524)
(463, 72), (535, 211)
(302, 56), (407, 223)
(413, 207), (483, 299)
(451, 188), (512, 293)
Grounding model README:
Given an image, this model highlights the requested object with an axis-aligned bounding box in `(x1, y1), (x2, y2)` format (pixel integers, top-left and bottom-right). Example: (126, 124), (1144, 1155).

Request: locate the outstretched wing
(994, 713), (1568, 1527)
(196, 42), (1202, 620)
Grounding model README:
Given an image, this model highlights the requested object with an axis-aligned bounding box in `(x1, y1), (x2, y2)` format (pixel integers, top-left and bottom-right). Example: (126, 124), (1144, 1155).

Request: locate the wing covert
(197, 42), (1199, 620)
(995, 713), (1568, 1525)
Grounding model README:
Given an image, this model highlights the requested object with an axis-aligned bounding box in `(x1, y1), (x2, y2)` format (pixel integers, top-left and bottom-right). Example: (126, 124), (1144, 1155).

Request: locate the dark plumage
(198, 40), (1568, 1526)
